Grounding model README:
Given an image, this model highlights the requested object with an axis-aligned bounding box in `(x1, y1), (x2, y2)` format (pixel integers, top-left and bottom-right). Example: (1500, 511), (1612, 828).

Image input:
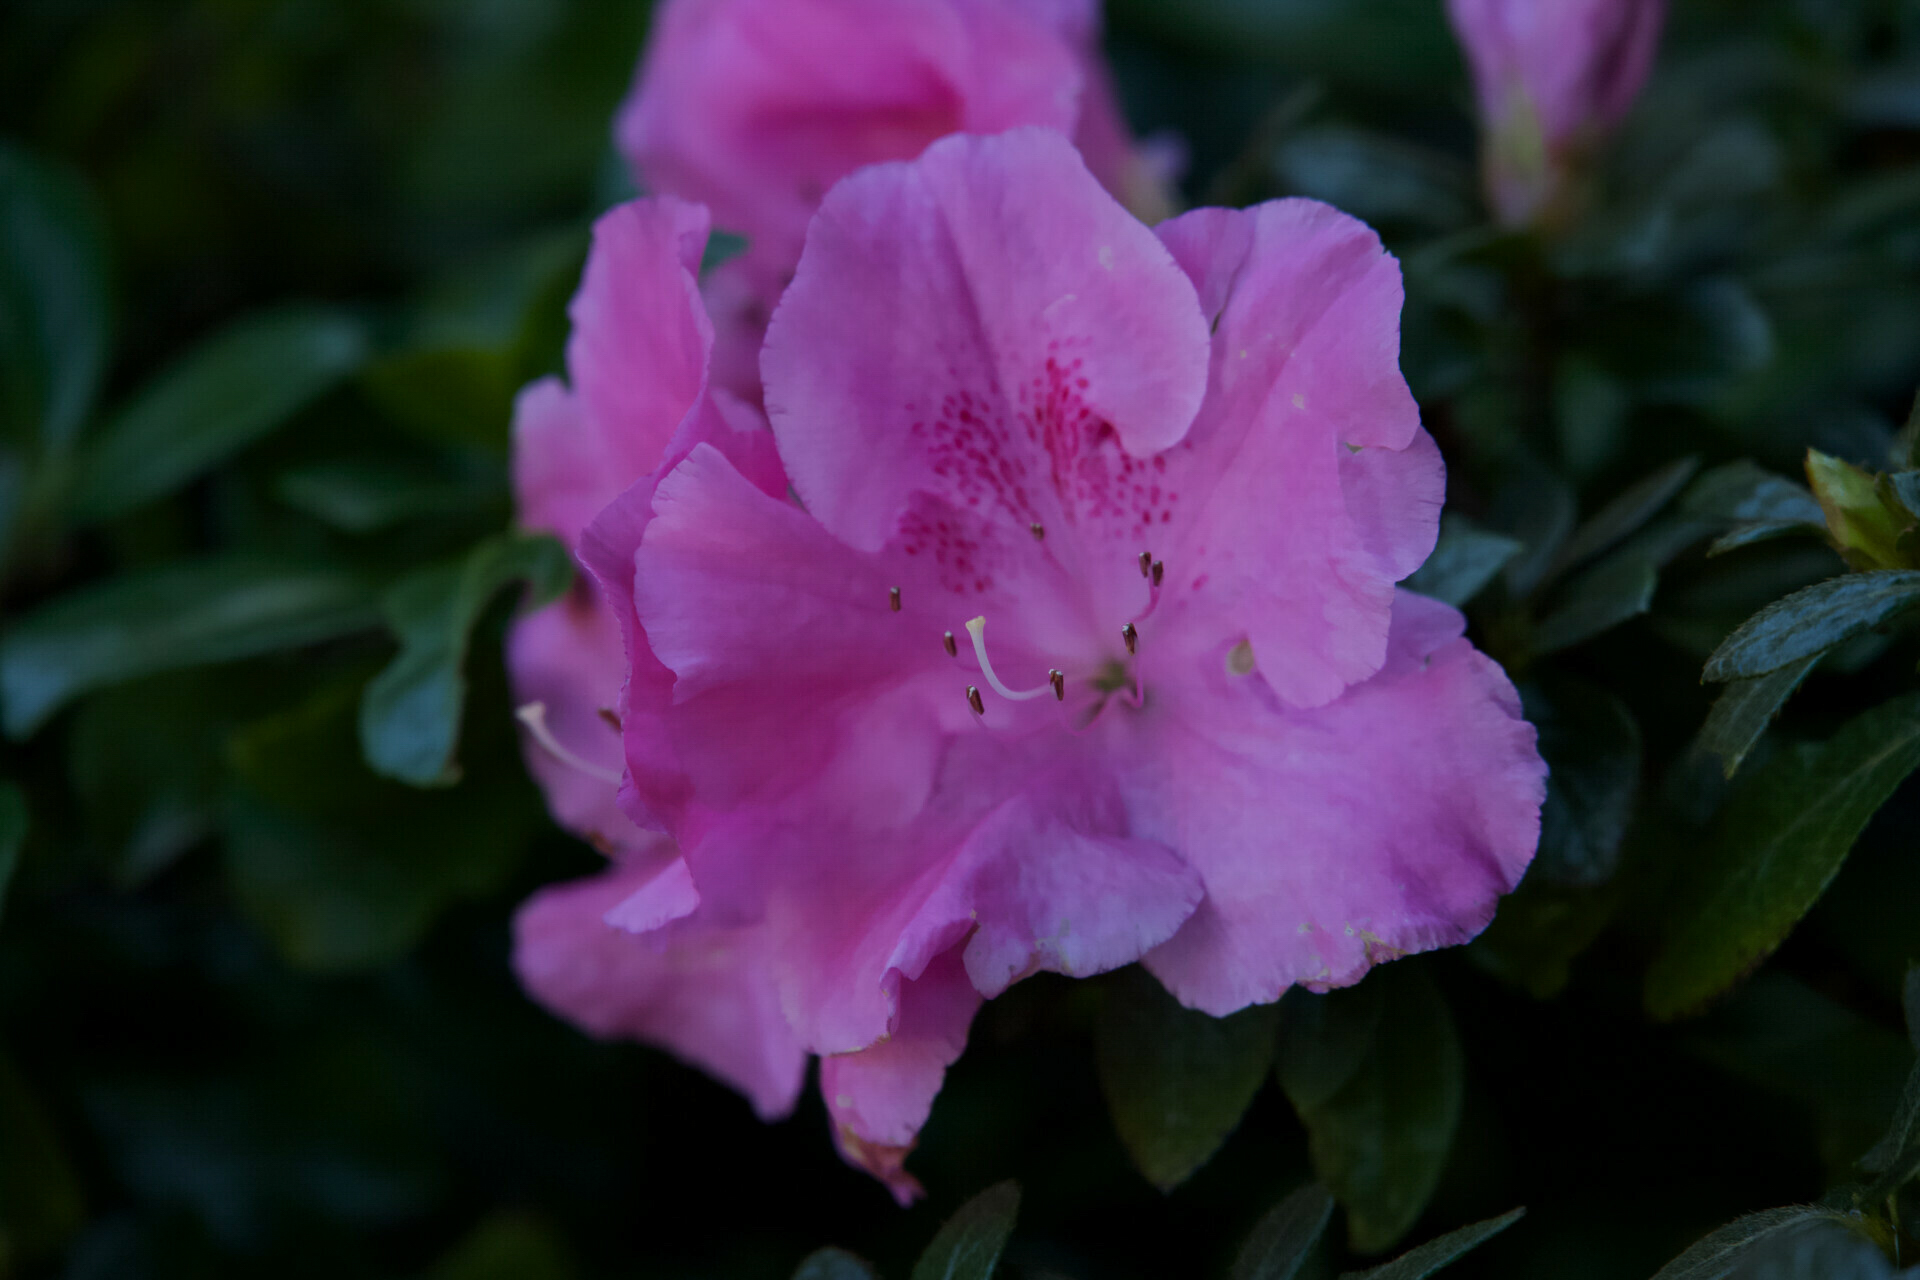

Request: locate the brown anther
(1122, 623), (1138, 655)
(943, 630), (958, 657)
(1030, 522), (1045, 541)
(1049, 669), (1065, 701)
(1151, 560), (1165, 587)
(597, 707), (622, 733)
(966, 685), (985, 716)
(889, 586), (902, 612)
(1138, 551), (1152, 577)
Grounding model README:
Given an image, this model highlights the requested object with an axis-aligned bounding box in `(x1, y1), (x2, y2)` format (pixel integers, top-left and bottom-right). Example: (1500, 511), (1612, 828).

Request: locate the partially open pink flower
(614, 0), (1173, 399)
(1446, 0), (1666, 226)
(507, 195), (800, 1118)
(590, 128), (1545, 1194)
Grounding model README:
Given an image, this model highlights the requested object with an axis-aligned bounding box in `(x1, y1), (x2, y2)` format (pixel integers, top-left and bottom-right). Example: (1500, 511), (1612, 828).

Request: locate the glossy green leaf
(1523, 678), (1642, 887)
(1404, 516), (1522, 608)
(1699, 655), (1821, 778)
(794, 1248), (881, 1280)
(1276, 968), (1463, 1253)
(68, 307), (367, 524)
(1702, 572), (1920, 682)
(0, 780), (23, 924)
(1530, 549), (1659, 656)
(1682, 461), (1824, 527)
(1544, 456), (1700, 584)
(0, 143), (108, 454)
(276, 458), (499, 533)
(1647, 693), (1920, 1020)
(1228, 1183), (1334, 1280)
(0, 553), (380, 738)
(359, 532), (571, 786)
(1648, 1207), (1861, 1280)
(910, 1181), (1020, 1280)
(1337, 1208), (1524, 1280)
(1095, 966), (1280, 1190)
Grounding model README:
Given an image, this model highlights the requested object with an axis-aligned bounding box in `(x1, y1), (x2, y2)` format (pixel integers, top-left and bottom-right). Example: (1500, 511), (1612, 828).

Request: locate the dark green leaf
(1699, 656), (1821, 778)
(359, 532), (572, 786)
(1648, 1207), (1860, 1280)
(1095, 967), (1280, 1190)
(701, 230), (749, 276)
(1524, 678), (1642, 887)
(1404, 516), (1522, 608)
(1276, 968), (1463, 1253)
(0, 553), (380, 738)
(1890, 471), (1920, 523)
(1703, 572), (1920, 682)
(1646, 693), (1920, 1020)
(0, 780), (23, 924)
(1906, 965), (1920, 1053)
(1683, 461), (1827, 557)
(1495, 468), (1577, 599)
(1530, 550), (1659, 656)
(1470, 877), (1621, 1000)
(428, 1214), (576, 1280)
(794, 1248), (881, 1280)
(276, 458), (499, 533)
(1544, 456), (1700, 584)
(0, 143), (108, 453)
(1337, 1208), (1524, 1280)
(0, 1053), (84, 1263)
(1270, 126), (1474, 233)
(1708, 521), (1825, 557)
(1906, 390), (1920, 470)
(66, 307), (367, 524)
(910, 1181), (1020, 1280)
(1228, 1183), (1334, 1280)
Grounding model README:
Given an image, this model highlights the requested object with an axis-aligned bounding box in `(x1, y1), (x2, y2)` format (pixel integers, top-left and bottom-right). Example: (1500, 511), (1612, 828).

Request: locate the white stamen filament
(516, 701), (624, 786)
(964, 616), (1053, 701)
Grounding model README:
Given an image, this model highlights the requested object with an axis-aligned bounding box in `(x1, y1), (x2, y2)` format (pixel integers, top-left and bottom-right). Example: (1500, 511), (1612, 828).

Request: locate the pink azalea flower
(613, 0), (1175, 400)
(1446, 0), (1666, 227)
(507, 195), (802, 1119)
(588, 128), (1546, 1197)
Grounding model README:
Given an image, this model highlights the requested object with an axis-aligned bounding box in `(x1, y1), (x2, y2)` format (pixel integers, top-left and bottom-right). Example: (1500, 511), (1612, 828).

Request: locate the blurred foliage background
(3, 0), (1920, 1277)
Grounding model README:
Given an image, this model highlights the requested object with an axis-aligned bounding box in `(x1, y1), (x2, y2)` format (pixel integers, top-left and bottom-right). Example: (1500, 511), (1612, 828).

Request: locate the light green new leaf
(0, 553), (380, 738)
(1229, 1184), (1335, 1280)
(1276, 969), (1464, 1253)
(1703, 572), (1920, 682)
(794, 1248), (881, 1280)
(0, 780), (24, 924)
(910, 1181), (1020, 1280)
(1698, 655), (1821, 778)
(0, 143), (109, 454)
(1337, 1208), (1524, 1280)
(359, 532), (572, 786)
(1404, 516), (1521, 607)
(1646, 693), (1920, 1020)
(68, 307), (367, 524)
(1095, 966), (1280, 1190)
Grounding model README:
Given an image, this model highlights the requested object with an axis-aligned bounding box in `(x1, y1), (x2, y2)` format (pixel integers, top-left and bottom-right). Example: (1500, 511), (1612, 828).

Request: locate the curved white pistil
(516, 701), (624, 786)
(964, 616), (1053, 701)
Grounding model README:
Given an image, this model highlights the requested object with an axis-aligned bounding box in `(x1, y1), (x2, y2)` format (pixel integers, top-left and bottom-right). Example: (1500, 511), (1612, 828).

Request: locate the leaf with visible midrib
(1229, 1184), (1334, 1280)
(1698, 655), (1820, 778)
(910, 1182), (1020, 1280)
(1337, 1208), (1524, 1280)
(1646, 693), (1920, 1020)
(1703, 572), (1920, 682)
(1095, 966), (1280, 1190)
(1647, 1207), (1857, 1280)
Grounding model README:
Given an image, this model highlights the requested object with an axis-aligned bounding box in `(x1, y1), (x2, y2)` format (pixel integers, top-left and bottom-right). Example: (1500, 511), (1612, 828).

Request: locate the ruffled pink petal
(1151, 200), (1442, 707)
(512, 853), (808, 1121)
(1138, 592), (1545, 1015)
(616, 0), (1087, 276)
(761, 128), (1210, 573)
(821, 946), (982, 1204)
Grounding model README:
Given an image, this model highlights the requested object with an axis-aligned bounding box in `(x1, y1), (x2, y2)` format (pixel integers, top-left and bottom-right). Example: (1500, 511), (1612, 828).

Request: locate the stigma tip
(1122, 623), (1138, 655)
(943, 630), (958, 657)
(888, 586), (901, 612)
(1049, 669), (1065, 701)
(966, 685), (985, 716)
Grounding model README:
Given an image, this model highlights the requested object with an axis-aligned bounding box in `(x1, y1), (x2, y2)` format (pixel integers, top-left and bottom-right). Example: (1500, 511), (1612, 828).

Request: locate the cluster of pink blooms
(495, 0), (1669, 1201)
